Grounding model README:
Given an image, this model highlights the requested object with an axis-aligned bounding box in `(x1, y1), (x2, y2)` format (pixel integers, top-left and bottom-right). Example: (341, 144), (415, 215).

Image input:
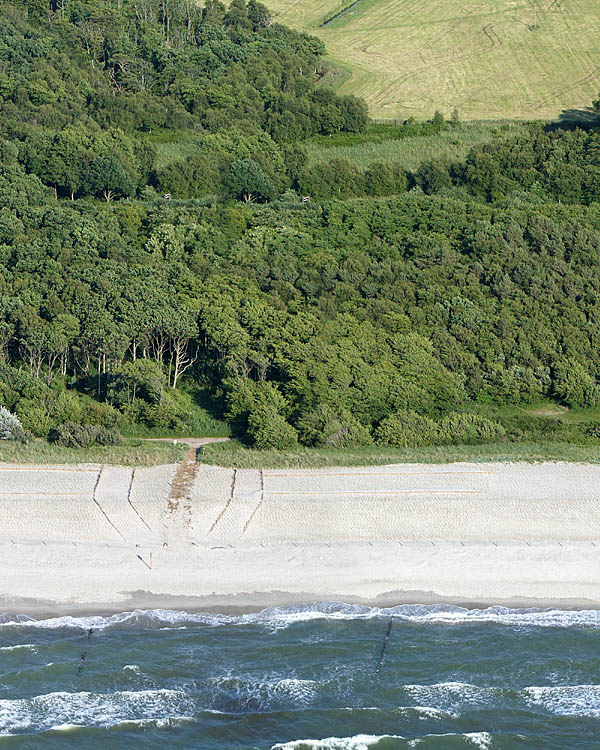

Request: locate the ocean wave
(404, 705), (453, 720)
(272, 735), (406, 749)
(109, 716), (197, 729)
(0, 644), (36, 653)
(407, 733), (492, 748)
(403, 682), (498, 717)
(522, 685), (600, 717)
(122, 664), (140, 672)
(47, 724), (81, 732)
(402, 681), (600, 720)
(0, 689), (194, 735)
(208, 674), (320, 713)
(2, 602), (600, 632)
(272, 734), (493, 750)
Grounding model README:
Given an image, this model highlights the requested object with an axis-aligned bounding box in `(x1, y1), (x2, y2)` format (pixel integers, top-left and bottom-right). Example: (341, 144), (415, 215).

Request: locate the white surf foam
(0, 689), (194, 734)
(403, 682), (498, 717)
(208, 673), (319, 710)
(111, 716), (196, 729)
(0, 644), (37, 653)
(47, 723), (83, 732)
(272, 735), (405, 749)
(523, 685), (600, 717)
(2, 602), (600, 632)
(274, 735), (492, 750)
(408, 706), (451, 720)
(407, 733), (492, 748)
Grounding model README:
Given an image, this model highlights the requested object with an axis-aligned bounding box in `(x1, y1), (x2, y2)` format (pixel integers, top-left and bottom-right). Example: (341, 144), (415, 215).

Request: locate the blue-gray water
(1, 603), (599, 748)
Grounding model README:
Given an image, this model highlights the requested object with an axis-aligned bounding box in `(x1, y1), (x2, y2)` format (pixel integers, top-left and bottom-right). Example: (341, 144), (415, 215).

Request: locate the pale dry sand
(0, 461), (599, 614)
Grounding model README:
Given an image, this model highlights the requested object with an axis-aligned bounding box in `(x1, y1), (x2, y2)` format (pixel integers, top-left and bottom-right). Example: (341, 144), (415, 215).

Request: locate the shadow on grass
(546, 108), (598, 132)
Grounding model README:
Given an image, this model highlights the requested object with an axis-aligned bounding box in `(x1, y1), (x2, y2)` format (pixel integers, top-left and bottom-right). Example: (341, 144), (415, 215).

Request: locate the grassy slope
(304, 120), (523, 169)
(264, 0), (600, 120)
(199, 440), (600, 469)
(0, 439), (187, 466)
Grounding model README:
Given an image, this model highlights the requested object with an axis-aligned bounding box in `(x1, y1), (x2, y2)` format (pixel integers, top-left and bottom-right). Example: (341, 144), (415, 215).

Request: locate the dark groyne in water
(320, 0), (361, 27)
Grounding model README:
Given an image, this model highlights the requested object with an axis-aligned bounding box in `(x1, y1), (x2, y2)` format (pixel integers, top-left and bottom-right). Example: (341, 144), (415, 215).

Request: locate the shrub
(438, 413), (505, 444)
(414, 160), (452, 194)
(375, 410), (439, 447)
(247, 405), (298, 449)
(296, 405), (372, 447)
(49, 421), (124, 448)
(94, 425), (124, 446)
(552, 358), (600, 408)
(80, 397), (120, 427)
(47, 390), (83, 425)
(49, 421), (98, 448)
(0, 406), (27, 442)
(225, 158), (276, 202)
(226, 380), (289, 439)
(14, 399), (52, 437)
(584, 422), (600, 440)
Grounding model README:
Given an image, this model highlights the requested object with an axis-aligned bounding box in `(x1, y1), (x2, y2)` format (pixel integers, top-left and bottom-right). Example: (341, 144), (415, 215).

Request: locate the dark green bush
(247, 405), (298, 449)
(438, 413), (505, 444)
(49, 422), (98, 448)
(94, 425), (124, 446)
(374, 410), (439, 447)
(296, 405), (372, 447)
(584, 422), (600, 440)
(48, 422), (123, 448)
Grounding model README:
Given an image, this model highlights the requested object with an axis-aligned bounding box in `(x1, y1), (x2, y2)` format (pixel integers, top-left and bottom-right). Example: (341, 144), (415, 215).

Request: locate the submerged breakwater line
(0, 602), (599, 748)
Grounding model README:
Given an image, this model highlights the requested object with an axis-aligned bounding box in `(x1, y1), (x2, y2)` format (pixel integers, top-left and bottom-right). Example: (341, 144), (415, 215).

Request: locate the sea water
(0, 603), (599, 748)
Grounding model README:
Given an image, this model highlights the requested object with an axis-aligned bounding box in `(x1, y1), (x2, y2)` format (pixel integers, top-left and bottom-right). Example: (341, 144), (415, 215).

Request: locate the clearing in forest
(263, 0), (600, 120)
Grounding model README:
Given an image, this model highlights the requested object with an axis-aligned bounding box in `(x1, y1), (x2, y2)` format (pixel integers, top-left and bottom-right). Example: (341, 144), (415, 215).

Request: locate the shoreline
(3, 588), (600, 620)
(0, 460), (599, 617)
(2, 539), (600, 618)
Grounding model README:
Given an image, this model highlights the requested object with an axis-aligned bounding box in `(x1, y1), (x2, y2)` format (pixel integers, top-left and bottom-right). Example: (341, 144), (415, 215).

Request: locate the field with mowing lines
(265, 0), (600, 120)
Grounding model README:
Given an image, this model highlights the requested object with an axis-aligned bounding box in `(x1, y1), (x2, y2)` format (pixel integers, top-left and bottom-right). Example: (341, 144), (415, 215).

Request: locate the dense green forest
(1, 0), (600, 452)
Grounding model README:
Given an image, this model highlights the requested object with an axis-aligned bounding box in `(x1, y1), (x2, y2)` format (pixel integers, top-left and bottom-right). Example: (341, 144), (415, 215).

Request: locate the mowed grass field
(264, 0), (600, 120)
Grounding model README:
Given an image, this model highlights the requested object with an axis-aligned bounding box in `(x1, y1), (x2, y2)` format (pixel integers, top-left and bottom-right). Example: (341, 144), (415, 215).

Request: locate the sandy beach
(0, 460), (599, 615)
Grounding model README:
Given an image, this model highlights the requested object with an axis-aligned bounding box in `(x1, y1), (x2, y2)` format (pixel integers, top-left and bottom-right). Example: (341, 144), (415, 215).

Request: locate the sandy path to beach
(0, 461), (599, 613)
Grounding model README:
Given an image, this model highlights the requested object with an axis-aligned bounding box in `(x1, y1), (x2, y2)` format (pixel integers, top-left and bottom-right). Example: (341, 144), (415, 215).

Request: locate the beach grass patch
(0, 438), (187, 466)
(198, 439), (600, 469)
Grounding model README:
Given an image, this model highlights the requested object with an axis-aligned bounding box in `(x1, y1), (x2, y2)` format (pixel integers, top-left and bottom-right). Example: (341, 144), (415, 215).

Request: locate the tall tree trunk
(171, 338), (198, 389)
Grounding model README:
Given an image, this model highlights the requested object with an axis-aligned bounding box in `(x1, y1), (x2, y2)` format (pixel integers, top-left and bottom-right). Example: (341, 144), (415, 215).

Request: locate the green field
(305, 120), (523, 168)
(264, 0), (600, 120)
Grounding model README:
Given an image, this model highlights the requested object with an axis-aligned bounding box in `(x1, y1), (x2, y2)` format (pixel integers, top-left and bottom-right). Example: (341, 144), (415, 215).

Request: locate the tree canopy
(1, 3), (600, 451)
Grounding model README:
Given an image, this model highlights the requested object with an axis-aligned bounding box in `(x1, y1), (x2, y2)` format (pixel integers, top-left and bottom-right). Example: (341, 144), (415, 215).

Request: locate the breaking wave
(523, 685), (600, 717)
(272, 736), (406, 749)
(0, 689), (193, 735)
(1, 602), (599, 631)
(272, 733), (493, 749)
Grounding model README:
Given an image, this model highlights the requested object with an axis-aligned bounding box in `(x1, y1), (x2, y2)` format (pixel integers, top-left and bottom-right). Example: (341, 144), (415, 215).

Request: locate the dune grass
(0, 439), (187, 466)
(198, 439), (600, 469)
(263, 0), (600, 121)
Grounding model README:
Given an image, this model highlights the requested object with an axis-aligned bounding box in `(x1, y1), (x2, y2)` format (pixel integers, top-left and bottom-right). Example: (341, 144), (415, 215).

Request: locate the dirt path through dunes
(164, 438), (229, 538)
(167, 446), (197, 523)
